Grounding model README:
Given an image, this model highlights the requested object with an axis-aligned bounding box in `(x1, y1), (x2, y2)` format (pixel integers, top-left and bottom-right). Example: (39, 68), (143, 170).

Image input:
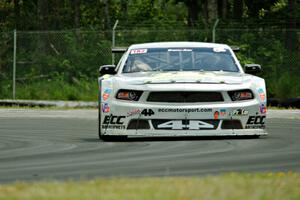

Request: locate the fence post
(212, 18), (219, 43)
(12, 29), (17, 99)
(112, 20), (119, 65)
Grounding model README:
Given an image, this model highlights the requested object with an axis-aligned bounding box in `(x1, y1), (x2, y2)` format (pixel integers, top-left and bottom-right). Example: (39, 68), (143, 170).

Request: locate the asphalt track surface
(0, 109), (300, 183)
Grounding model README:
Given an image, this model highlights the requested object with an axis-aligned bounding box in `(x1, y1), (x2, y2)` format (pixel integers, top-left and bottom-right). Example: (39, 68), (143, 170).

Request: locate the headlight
(116, 89), (143, 101)
(228, 89), (254, 101)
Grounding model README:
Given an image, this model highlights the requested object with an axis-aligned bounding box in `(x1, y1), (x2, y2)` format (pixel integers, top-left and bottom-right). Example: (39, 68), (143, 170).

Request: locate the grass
(0, 79), (98, 101)
(0, 172), (299, 200)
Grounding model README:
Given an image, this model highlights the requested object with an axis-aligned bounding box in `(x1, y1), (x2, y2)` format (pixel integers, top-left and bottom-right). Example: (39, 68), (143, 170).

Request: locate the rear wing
(230, 46), (240, 52)
(112, 47), (127, 53)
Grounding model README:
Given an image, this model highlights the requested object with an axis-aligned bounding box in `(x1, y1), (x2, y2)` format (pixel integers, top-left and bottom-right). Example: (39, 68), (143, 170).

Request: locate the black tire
(98, 102), (103, 140)
(245, 135), (261, 139)
(99, 133), (109, 141)
(99, 134), (127, 142)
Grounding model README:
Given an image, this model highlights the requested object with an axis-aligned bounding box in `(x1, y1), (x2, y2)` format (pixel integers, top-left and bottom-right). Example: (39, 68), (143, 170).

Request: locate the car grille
(147, 91), (224, 103)
(221, 120), (243, 129)
(127, 119), (150, 129)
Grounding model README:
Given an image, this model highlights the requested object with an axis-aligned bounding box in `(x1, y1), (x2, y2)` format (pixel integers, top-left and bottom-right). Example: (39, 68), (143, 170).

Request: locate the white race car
(98, 42), (267, 140)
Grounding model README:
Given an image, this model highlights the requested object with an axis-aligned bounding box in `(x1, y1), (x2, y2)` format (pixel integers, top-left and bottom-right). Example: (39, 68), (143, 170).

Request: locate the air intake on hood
(147, 91), (224, 103)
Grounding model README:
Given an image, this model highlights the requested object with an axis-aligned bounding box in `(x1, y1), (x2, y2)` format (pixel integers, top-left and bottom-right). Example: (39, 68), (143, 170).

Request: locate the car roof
(128, 42), (230, 50)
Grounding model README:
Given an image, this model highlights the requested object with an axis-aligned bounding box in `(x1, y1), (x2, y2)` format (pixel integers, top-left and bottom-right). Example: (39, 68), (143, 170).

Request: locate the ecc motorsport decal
(102, 115), (126, 129)
(245, 115), (266, 129)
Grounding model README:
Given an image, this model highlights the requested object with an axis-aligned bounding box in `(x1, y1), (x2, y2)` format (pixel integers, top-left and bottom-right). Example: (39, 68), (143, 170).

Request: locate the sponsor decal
(127, 109), (141, 117)
(127, 109), (155, 117)
(153, 120), (218, 130)
(102, 115), (126, 129)
(168, 49), (192, 52)
(245, 116), (266, 129)
(220, 108), (227, 116)
(158, 108), (212, 113)
(257, 88), (266, 101)
(102, 88), (112, 101)
(102, 103), (110, 113)
(259, 104), (267, 114)
(130, 49), (147, 54)
(232, 108), (248, 116)
(214, 111), (219, 119)
(213, 47), (226, 52)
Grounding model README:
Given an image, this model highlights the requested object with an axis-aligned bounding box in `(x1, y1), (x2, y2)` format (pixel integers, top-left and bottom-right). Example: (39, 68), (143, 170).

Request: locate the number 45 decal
(157, 120), (214, 130)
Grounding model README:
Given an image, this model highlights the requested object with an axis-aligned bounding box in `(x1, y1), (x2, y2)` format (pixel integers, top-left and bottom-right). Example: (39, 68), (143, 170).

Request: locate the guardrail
(268, 98), (300, 108)
(0, 100), (97, 108)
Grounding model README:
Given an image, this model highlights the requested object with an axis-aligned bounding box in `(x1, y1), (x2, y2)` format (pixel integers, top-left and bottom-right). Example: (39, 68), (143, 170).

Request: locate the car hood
(115, 71), (251, 85)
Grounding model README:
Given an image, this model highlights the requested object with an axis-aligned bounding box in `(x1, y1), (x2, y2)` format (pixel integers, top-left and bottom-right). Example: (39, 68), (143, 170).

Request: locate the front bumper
(100, 99), (267, 137)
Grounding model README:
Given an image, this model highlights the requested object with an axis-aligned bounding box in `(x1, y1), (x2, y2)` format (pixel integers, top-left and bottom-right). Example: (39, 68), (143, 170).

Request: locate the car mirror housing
(99, 65), (116, 76)
(244, 64), (262, 75)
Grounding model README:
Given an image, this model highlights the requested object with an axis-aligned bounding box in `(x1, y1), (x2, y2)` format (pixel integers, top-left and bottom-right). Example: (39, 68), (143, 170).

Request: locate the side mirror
(244, 64), (262, 75)
(99, 65), (116, 76)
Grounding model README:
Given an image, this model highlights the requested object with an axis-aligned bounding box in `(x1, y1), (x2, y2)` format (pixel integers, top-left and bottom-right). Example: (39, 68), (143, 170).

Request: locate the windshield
(122, 47), (239, 73)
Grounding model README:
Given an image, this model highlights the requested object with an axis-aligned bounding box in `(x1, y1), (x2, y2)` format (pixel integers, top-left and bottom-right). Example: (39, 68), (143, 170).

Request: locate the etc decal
(102, 103), (110, 113)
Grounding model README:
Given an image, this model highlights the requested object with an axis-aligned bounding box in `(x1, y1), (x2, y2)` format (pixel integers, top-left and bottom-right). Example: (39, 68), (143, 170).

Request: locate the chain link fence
(0, 28), (299, 100)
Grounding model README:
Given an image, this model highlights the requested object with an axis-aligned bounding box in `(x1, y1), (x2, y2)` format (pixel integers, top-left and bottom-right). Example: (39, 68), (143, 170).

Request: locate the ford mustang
(98, 42), (267, 140)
